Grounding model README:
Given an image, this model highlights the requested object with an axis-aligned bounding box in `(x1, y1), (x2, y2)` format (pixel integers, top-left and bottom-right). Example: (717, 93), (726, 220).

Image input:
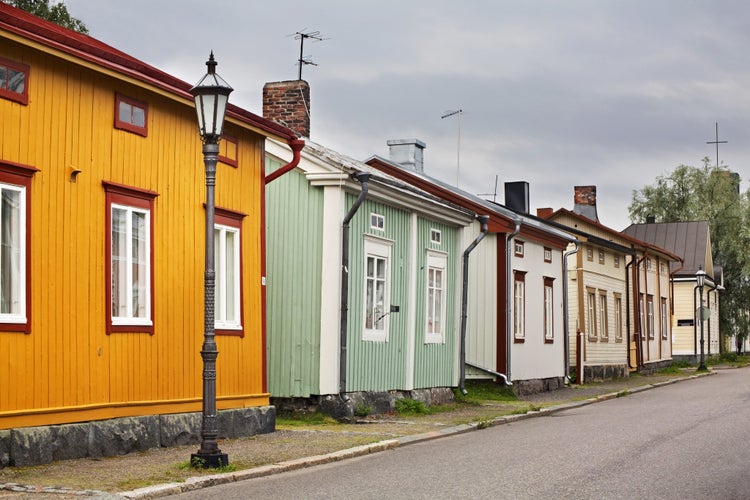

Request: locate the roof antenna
(706, 122), (728, 168)
(478, 174), (499, 203)
(441, 109), (463, 187)
(294, 30), (325, 80)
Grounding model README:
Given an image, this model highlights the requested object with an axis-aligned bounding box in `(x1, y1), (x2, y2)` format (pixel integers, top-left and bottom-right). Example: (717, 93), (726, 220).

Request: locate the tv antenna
(294, 30), (325, 80)
(478, 174), (499, 203)
(706, 122), (728, 168)
(441, 109), (463, 187)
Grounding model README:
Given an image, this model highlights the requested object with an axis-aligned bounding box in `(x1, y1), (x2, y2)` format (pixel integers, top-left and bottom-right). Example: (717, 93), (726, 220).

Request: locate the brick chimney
(537, 207), (553, 219)
(573, 185), (599, 222)
(387, 139), (426, 172)
(262, 80), (310, 138)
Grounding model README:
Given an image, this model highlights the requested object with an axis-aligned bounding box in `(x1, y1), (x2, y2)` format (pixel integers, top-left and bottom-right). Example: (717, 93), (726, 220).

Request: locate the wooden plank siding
(265, 161), (324, 397)
(0, 32), (274, 428)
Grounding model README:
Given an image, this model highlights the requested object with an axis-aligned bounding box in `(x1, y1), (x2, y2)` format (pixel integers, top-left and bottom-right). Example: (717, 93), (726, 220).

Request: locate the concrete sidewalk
(0, 369), (719, 499)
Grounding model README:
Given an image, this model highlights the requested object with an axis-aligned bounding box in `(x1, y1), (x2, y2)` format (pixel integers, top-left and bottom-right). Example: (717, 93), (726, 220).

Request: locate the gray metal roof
(622, 220), (710, 276)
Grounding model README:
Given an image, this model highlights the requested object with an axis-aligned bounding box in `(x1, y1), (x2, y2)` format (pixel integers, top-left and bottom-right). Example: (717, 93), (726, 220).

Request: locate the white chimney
(387, 139), (426, 172)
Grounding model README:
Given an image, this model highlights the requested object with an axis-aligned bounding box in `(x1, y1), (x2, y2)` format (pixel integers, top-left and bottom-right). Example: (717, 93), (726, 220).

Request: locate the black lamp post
(696, 267), (707, 371)
(190, 52), (233, 468)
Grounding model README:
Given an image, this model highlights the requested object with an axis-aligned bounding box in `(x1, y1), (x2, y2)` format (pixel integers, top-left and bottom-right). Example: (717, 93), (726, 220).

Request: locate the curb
(5, 372), (714, 499)
(118, 371), (715, 499)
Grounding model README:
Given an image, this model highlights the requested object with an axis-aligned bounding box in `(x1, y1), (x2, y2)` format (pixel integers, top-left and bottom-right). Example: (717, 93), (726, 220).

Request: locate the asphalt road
(169, 368), (750, 499)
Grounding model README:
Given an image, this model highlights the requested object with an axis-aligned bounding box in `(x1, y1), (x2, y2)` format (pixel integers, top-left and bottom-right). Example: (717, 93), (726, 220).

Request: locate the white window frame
(370, 213), (385, 231)
(425, 250), (447, 344)
(661, 297), (669, 340)
(110, 203), (152, 326)
(586, 289), (597, 339)
(599, 292), (608, 340)
(363, 236), (392, 342)
(214, 223), (241, 330)
(0, 182), (26, 324)
(513, 271), (526, 340)
(543, 277), (554, 342)
(614, 295), (623, 341)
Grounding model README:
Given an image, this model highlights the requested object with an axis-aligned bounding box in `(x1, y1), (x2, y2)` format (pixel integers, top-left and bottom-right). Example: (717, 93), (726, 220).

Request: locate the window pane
(7, 69), (24, 94)
(131, 211), (148, 318)
(132, 106), (146, 127)
(376, 258), (385, 279)
(0, 67), (6, 90)
(0, 189), (21, 314)
(118, 101), (131, 123)
(111, 208), (127, 318)
(224, 230), (236, 322)
(375, 278), (385, 329)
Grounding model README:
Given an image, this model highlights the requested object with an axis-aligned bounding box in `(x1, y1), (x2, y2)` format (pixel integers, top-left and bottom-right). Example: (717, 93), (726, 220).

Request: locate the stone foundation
(511, 377), (565, 396)
(580, 364), (629, 382)
(638, 359), (673, 375)
(0, 406), (275, 468)
(273, 387), (455, 422)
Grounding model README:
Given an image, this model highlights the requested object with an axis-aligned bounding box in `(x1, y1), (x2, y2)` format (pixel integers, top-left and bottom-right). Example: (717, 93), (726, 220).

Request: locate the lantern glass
(696, 268), (706, 288)
(190, 52), (233, 141)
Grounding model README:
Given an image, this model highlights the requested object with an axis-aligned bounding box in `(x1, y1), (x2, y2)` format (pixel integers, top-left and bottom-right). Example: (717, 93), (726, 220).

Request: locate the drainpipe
(505, 218), (522, 384)
(625, 254), (636, 370)
(265, 138), (305, 183)
(459, 215), (490, 395)
(563, 241), (580, 384)
(339, 172), (371, 400)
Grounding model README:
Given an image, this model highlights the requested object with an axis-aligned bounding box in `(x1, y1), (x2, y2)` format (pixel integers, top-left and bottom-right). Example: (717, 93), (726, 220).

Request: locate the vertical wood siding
(0, 41), (267, 428)
(265, 162), (324, 397)
(346, 196), (409, 391)
(412, 218), (459, 388)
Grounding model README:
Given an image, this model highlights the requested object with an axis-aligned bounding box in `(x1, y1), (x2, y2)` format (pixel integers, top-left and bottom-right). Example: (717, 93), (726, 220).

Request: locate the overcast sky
(64, 0), (750, 230)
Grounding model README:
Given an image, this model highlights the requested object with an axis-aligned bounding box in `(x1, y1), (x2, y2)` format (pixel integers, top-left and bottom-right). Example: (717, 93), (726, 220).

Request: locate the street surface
(169, 368), (750, 499)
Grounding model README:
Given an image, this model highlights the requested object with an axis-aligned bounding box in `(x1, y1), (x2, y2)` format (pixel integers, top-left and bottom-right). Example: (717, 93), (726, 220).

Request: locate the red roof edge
(0, 2), (297, 141)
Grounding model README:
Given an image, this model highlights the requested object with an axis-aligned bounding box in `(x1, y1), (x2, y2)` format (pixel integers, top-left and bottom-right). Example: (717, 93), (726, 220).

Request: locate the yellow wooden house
(0, 2), (298, 450)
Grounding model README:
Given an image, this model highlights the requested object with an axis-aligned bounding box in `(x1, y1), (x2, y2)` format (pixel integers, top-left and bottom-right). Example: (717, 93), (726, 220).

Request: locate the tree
(629, 158), (750, 352)
(3, 0), (88, 34)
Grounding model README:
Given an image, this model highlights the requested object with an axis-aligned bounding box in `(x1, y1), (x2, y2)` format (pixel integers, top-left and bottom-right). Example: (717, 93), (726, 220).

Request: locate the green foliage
(629, 159), (750, 350)
(353, 402), (373, 417)
(394, 398), (428, 415)
(182, 457), (236, 472)
(3, 0), (88, 33)
(455, 380), (518, 403)
(276, 410), (334, 426)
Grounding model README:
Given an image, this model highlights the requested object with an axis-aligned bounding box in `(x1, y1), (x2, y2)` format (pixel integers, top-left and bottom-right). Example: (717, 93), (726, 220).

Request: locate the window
(586, 248), (594, 262)
(425, 251), (447, 343)
(639, 293), (645, 340)
(513, 271), (526, 342)
(647, 295), (655, 339)
(0, 162), (36, 332)
(614, 255), (620, 268)
(363, 236), (391, 342)
(218, 135), (238, 167)
(646, 258), (653, 271)
(544, 247), (552, 263)
(370, 213), (384, 231)
(614, 294), (623, 341)
(544, 277), (554, 343)
(104, 181), (157, 333)
(115, 94), (148, 136)
(660, 262), (667, 275)
(586, 288), (597, 340)
(598, 250), (605, 265)
(430, 228), (442, 245)
(660, 297), (669, 340)
(514, 240), (524, 257)
(214, 208), (246, 335)
(0, 57), (29, 105)
(599, 292), (608, 340)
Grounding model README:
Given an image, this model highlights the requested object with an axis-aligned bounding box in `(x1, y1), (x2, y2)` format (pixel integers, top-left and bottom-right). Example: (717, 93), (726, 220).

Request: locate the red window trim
(114, 93), (148, 137)
(514, 240), (525, 258)
(103, 181), (158, 334)
(543, 247), (552, 263)
(544, 276), (555, 344)
(0, 57), (30, 105)
(0, 161), (38, 333)
(218, 135), (239, 167)
(215, 206), (246, 337)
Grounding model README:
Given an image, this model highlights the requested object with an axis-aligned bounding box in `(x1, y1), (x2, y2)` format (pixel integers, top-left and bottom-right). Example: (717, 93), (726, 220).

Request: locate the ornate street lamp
(696, 267), (707, 371)
(190, 52), (233, 468)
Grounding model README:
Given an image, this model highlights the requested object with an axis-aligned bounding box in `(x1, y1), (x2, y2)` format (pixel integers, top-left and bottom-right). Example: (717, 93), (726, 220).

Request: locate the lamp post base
(191, 452), (229, 469)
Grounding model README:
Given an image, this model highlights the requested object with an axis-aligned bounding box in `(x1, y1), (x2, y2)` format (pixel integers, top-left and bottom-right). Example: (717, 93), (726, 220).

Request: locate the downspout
(265, 138), (305, 183)
(563, 241), (580, 384)
(505, 217), (522, 384)
(459, 215), (490, 395)
(632, 255), (646, 368)
(339, 172), (372, 400)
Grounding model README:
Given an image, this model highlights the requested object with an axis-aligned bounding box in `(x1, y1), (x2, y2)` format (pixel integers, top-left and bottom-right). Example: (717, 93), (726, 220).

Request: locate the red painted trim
(0, 3), (298, 142)
(0, 161), (37, 333)
(114, 93), (148, 137)
(103, 181), (158, 335)
(214, 207), (246, 338)
(265, 139), (305, 183)
(0, 56), (29, 105)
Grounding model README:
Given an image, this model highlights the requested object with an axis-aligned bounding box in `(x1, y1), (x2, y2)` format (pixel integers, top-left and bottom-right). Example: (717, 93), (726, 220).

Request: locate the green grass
(455, 380), (518, 403)
(275, 410), (338, 427)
